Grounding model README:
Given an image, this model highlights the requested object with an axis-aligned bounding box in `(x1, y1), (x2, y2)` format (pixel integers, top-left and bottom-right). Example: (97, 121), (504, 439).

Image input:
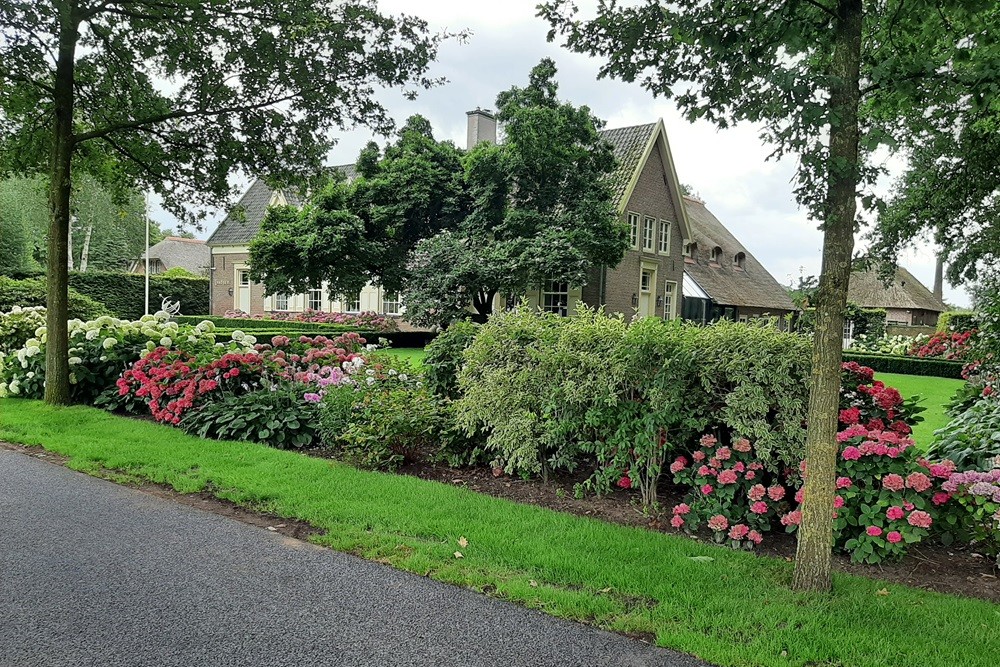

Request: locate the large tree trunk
(792, 0), (862, 592)
(79, 221), (93, 272)
(44, 3), (79, 406)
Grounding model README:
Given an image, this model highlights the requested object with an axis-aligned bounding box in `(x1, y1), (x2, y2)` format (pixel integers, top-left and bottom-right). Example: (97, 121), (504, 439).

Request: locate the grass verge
(1, 399), (997, 667)
(381, 347), (426, 366)
(877, 372), (964, 449)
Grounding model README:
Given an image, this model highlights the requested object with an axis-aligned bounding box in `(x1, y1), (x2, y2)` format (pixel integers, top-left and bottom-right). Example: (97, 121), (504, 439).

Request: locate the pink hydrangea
(618, 476), (632, 489)
(733, 438), (752, 453)
(697, 465), (713, 477)
(905, 472), (932, 492)
(700, 434), (718, 448)
(834, 495), (845, 509)
(707, 514), (729, 531)
(670, 515), (685, 529)
(692, 450), (706, 462)
(717, 470), (738, 485)
(842, 446), (862, 461)
(886, 531), (903, 544)
(866, 525), (883, 537)
(732, 461), (746, 473)
(748, 484), (766, 502)
(669, 458), (688, 474)
(750, 501), (769, 515)
(882, 474), (905, 492)
(728, 524), (749, 540)
(780, 510), (802, 526)
(747, 530), (763, 545)
(794, 488), (805, 504)
(886, 506), (904, 521)
(701, 484), (713, 495)
(767, 485), (785, 501)
(709, 457), (723, 469)
(672, 503), (691, 516)
(716, 446), (732, 461)
(907, 510), (932, 529)
(745, 471), (757, 481)
(932, 492), (951, 506)
(836, 476), (853, 489)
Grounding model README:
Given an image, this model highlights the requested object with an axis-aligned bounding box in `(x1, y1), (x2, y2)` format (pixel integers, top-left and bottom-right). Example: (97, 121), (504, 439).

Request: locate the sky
(171, 0), (969, 308)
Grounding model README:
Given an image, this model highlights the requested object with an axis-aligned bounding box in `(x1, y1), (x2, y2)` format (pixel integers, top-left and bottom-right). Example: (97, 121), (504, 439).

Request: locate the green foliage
(937, 311), (977, 333)
(845, 304), (887, 339)
(67, 272), (208, 319)
(423, 320), (480, 399)
(841, 351), (965, 379)
(0, 306), (46, 357)
(160, 267), (199, 279)
(927, 399), (1000, 471)
(180, 387), (320, 449)
(0, 276), (109, 320)
(404, 59), (628, 326)
(175, 316), (360, 333)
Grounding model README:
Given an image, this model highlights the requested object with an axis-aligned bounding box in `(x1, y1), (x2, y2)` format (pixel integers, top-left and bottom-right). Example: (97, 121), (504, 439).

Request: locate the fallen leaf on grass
(875, 588), (890, 596)
(598, 587), (613, 594)
(688, 556), (714, 563)
(529, 580), (538, 587)
(458, 536), (468, 548)
(454, 551), (464, 559)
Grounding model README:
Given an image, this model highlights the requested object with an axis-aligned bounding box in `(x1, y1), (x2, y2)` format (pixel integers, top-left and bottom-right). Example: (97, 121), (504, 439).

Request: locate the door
(639, 267), (656, 317)
(237, 269), (251, 313)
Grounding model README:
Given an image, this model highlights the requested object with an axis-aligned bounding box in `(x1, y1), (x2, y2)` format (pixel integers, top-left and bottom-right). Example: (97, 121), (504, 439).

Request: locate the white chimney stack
(466, 108), (497, 150)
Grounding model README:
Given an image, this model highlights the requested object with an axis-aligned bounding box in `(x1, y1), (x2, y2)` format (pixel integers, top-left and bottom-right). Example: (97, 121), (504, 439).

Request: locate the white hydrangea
(231, 330), (245, 342)
(159, 337), (172, 347)
(102, 337), (118, 349)
(68, 357), (82, 365)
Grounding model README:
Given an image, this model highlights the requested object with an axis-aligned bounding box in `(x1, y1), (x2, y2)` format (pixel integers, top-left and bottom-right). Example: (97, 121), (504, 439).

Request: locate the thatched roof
(847, 265), (946, 312)
(682, 196), (796, 312)
(141, 237), (210, 275)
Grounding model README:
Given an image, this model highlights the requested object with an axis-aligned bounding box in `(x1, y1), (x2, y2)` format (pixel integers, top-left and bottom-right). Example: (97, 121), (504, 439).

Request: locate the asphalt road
(0, 449), (708, 667)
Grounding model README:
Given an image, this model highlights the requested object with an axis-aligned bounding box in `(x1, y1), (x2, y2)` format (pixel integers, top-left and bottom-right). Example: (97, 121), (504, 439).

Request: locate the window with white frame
(683, 241), (697, 257)
(658, 220), (671, 254)
(643, 216), (655, 252)
(307, 288), (323, 311)
(238, 270), (250, 286)
(274, 294), (289, 311)
(382, 291), (402, 315)
(640, 269), (652, 293)
(663, 280), (677, 319)
(628, 212), (640, 248)
(344, 292), (361, 313)
(541, 280), (570, 316)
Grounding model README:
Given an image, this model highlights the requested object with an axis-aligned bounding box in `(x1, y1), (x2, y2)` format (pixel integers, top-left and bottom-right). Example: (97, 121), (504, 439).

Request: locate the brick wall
(209, 250), (268, 316)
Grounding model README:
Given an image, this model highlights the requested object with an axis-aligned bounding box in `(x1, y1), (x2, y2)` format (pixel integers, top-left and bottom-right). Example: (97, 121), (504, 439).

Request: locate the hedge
(67, 272), (208, 320)
(936, 311), (977, 333)
(842, 351), (965, 379)
(175, 315), (360, 333)
(0, 276), (109, 319)
(211, 328), (434, 348)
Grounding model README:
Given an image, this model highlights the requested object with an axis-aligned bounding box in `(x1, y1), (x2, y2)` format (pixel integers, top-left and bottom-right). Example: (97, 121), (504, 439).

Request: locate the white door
(639, 268), (656, 317)
(237, 270), (251, 313)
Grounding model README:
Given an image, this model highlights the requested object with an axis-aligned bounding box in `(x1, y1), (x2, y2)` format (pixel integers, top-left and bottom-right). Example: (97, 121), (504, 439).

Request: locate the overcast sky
(177, 0), (968, 307)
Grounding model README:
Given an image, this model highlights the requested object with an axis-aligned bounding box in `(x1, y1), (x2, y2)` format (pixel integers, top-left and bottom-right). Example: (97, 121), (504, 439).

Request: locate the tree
(405, 58), (628, 326)
(541, 0), (1000, 591)
(249, 115), (471, 297)
(1, 0), (450, 404)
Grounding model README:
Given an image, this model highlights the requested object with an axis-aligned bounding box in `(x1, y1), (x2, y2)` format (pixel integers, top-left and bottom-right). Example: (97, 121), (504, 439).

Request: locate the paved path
(0, 449), (707, 667)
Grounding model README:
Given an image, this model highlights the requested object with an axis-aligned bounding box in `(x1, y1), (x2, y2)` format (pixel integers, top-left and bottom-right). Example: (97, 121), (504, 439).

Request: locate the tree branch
(801, 0), (838, 18)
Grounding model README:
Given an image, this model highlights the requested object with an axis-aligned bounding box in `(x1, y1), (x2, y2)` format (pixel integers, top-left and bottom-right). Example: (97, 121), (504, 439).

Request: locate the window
(307, 288), (322, 311)
(382, 291), (402, 316)
(238, 270), (250, 286)
(658, 220), (671, 254)
(640, 269), (652, 293)
(663, 280), (677, 319)
(541, 280), (569, 316)
(344, 292), (361, 313)
(274, 294), (289, 311)
(643, 217), (655, 252)
(734, 252), (746, 269)
(710, 246), (723, 263)
(628, 212), (640, 248)
(683, 241), (697, 257)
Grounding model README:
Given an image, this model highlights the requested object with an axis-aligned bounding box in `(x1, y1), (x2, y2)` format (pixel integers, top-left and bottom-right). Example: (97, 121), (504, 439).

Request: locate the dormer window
(734, 252), (746, 270)
(710, 246), (723, 263)
(683, 241), (697, 257)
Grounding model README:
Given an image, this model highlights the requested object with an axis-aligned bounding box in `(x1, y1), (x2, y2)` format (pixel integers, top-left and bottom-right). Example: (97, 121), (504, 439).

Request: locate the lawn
(1, 400), (997, 667)
(382, 347), (427, 366)
(876, 372), (964, 448)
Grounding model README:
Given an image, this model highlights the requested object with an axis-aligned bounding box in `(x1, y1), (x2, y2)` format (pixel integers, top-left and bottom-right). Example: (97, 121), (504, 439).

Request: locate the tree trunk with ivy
(792, 0), (863, 592)
(44, 3), (80, 406)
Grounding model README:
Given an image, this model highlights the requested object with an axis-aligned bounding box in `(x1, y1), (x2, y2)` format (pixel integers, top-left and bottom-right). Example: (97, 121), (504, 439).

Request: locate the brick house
(206, 112), (794, 325)
(847, 265), (947, 327)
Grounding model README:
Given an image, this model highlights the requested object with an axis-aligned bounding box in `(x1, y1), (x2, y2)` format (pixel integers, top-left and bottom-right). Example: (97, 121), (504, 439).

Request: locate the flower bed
(221, 309), (396, 330)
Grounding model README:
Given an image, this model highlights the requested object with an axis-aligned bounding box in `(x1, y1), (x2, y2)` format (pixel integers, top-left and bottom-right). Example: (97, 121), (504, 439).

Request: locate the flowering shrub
(782, 425), (952, 563)
(0, 313), (230, 402)
(0, 306), (46, 357)
(849, 333), (927, 356)
(180, 385), (322, 449)
(839, 361), (924, 435)
(940, 468), (1000, 561)
(224, 308), (395, 330)
(911, 330), (975, 360)
(928, 399), (1000, 473)
(669, 435), (790, 549)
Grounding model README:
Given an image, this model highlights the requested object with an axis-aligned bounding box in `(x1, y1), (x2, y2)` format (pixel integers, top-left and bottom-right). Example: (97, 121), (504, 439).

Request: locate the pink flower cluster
(224, 309), (396, 331)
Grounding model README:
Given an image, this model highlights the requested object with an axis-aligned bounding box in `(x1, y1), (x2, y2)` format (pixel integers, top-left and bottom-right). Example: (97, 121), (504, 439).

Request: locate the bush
(927, 399), (1000, 471)
(423, 320), (479, 399)
(840, 361), (925, 434)
(841, 351), (965, 378)
(180, 386), (321, 449)
(68, 271), (208, 319)
(940, 469), (1000, 562)
(937, 311), (977, 333)
(0, 306), (46, 356)
(0, 276), (109, 319)
(177, 316), (367, 333)
(220, 309), (396, 331)
(911, 330), (975, 360)
(849, 333), (927, 356)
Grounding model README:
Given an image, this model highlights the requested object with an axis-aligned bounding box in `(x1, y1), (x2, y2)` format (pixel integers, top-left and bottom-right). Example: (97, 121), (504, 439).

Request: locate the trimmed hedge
(176, 315), (360, 333)
(936, 311), (977, 333)
(842, 351), (965, 379)
(211, 328), (433, 348)
(68, 272), (208, 320)
(0, 276), (109, 319)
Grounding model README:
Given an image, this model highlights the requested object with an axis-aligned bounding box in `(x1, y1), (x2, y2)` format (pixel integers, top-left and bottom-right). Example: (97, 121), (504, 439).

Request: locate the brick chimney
(933, 254), (944, 301)
(466, 108), (497, 150)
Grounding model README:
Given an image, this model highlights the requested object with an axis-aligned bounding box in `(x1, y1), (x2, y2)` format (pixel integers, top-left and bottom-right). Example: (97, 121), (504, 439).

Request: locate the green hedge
(936, 311), (977, 332)
(842, 351), (965, 379)
(67, 272), (208, 320)
(0, 276), (109, 319)
(176, 316), (359, 333)
(211, 328), (433, 348)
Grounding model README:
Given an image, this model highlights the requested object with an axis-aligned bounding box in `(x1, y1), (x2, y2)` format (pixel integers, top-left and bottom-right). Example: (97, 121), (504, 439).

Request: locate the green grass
(1, 400), (996, 666)
(877, 372), (964, 448)
(382, 347), (427, 366)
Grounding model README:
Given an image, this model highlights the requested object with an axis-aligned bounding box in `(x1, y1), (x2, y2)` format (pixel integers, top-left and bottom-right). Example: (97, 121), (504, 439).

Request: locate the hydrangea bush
(849, 333), (927, 356)
(224, 308), (395, 330)
(941, 469), (1000, 562)
(911, 330), (975, 360)
(0, 306), (47, 357)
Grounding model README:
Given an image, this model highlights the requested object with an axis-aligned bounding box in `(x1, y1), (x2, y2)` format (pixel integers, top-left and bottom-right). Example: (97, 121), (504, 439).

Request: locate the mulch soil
(402, 461), (1000, 604)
